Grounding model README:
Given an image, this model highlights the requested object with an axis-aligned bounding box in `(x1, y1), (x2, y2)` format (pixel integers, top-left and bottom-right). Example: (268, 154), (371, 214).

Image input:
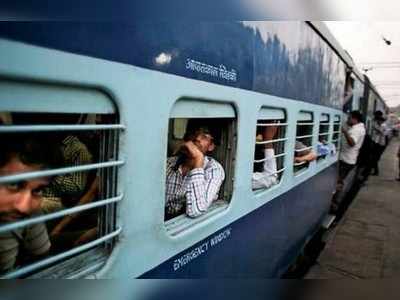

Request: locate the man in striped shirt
(0, 134), (58, 273)
(165, 127), (225, 220)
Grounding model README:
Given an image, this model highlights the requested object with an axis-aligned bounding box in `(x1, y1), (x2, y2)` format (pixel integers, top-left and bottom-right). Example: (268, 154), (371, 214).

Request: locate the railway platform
(306, 137), (400, 279)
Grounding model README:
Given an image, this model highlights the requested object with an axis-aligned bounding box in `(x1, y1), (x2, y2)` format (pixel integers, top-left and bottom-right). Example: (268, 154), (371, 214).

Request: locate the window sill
(27, 248), (108, 279)
(165, 200), (229, 237)
(253, 181), (282, 197)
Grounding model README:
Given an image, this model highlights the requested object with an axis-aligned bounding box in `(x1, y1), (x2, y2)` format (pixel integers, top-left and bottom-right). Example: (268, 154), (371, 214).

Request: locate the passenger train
(0, 21), (387, 278)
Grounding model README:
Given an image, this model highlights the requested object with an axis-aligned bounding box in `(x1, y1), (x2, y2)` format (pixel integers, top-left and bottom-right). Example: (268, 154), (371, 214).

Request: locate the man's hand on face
(184, 141), (204, 169)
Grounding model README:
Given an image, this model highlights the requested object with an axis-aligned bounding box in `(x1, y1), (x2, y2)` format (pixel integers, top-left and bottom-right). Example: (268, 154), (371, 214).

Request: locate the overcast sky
(325, 22), (400, 108)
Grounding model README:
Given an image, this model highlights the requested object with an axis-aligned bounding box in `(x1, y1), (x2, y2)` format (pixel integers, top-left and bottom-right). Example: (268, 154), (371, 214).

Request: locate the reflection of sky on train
(325, 21), (400, 107)
(242, 21), (332, 63)
(242, 21), (301, 62)
(243, 22), (345, 108)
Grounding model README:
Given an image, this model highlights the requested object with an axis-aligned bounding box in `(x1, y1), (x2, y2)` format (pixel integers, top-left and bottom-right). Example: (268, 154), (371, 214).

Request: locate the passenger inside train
(0, 113), (12, 125)
(165, 123), (225, 220)
(0, 112), (118, 273)
(317, 116), (332, 159)
(252, 124), (279, 190)
(0, 133), (60, 273)
(294, 141), (317, 164)
(294, 118), (317, 173)
(12, 114), (93, 214)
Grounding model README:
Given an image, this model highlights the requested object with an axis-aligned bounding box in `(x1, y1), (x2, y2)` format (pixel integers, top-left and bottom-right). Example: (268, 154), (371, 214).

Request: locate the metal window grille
(253, 116), (287, 190)
(317, 114), (331, 161)
(0, 116), (124, 278)
(332, 115), (342, 152)
(294, 113), (314, 173)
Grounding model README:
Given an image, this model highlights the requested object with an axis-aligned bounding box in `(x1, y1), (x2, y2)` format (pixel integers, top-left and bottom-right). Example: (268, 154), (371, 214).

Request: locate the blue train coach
(0, 21), (363, 278)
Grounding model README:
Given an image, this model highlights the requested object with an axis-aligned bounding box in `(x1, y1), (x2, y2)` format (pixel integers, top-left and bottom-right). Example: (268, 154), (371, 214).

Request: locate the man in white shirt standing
(339, 110), (366, 183)
(369, 111), (387, 176)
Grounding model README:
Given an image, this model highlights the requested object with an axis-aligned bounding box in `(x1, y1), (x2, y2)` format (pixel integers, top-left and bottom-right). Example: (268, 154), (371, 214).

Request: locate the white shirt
(252, 149), (278, 190)
(383, 122), (391, 138)
(371, 121), (386, 146)
(340, 122), (366, 165)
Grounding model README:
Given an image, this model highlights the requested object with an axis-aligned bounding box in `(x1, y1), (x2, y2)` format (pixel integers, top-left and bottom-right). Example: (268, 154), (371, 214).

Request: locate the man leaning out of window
(165, 126), (225, 220)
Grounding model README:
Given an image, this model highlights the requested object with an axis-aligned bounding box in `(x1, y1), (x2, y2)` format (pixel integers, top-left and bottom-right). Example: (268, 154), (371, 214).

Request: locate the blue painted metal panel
(250, 22), (346, 109)
(141, 164), (336, 278)
(0, 22), (345, 109)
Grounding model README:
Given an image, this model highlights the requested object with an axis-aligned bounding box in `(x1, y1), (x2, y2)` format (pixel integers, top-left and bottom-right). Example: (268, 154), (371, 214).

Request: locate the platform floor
(306, 137), (400, 279)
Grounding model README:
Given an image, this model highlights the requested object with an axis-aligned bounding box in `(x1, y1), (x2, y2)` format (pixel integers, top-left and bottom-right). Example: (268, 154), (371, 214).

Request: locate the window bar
(256, 123), (288, 127)
(106, 130), (113, 238)
(297, 122), (315, 126)
(0, 124), (125, 133)
(253, 152), (287, 163)
(108, 129), (119, 248)
(279, 125), (286, 180)
(294, 161), (308, 167)
(256, 137), (288, 145)
(296, 134), (314, 140)
(101, 130), (109, 240)
(111, 130), (119, 244)
(98, 130), (106, 239)
(0, 161), (124, 184)
(1, 227), (122, 279)
(0, 194), (123, 234)
(274, 167), (286, 175)
(295, 146), (313, 152)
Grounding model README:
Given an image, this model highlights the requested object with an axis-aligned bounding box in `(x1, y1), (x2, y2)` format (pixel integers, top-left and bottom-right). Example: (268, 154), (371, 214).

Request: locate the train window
(165, 100), (236, 222)
(252, 108), (287, 191)
(317, 114), (331, 161)
(0, 110), (122, 278)
(294, 111), (314, 174)
(332, 115), (342, 153)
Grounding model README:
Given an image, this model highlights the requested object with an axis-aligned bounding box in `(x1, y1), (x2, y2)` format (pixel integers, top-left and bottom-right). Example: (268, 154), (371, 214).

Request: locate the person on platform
(338, 110), (366, 183)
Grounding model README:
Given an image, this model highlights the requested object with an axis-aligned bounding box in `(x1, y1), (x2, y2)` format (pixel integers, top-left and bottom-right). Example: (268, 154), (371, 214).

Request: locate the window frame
(164, 99), (237, 235)
(252, 107), (288, 193)
(317, 113), (331, 162)
(294, 111), (315, 175)
(332, 114), (342, 153)
(0, 80), (123, 279)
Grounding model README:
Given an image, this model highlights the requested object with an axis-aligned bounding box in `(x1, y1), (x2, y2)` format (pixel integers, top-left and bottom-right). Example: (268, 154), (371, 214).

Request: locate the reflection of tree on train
(253, 28), (345, 108)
